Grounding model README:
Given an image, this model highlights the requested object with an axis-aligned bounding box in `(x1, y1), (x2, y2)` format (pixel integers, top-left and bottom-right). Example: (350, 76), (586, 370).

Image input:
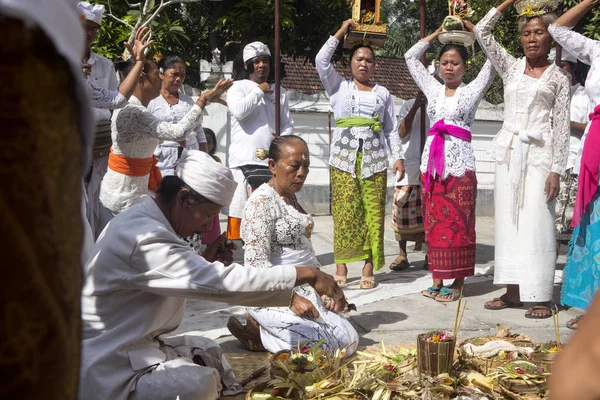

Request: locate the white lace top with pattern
(315, 36), (403, 179)
(99, 96), (203, 214)
(86, 80), (127, 110)
(474, 8), (571, 174)
(241, 184), (317, 269)
(405, 40), (496, 180)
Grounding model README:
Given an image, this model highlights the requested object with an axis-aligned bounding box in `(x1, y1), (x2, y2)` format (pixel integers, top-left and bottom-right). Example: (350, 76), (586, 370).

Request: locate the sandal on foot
(436, 287), (461, 302)
(227, 317), (265, 352)
(334, 275), (347, 287)
(484, 296), (523, 310)
(359, 276), (376, 290)
(390, 255), (410, 271)
(566, 314), (584, 330)
(525, 305), (553, 319)
(421, 286), (441, 299)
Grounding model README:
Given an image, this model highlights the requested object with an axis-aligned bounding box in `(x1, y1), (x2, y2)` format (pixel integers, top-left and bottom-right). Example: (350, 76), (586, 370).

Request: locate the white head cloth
(176, 150), (238, 206)
(77, 1), (104, 24)
(243, 41), (271, 63)
(549, 47), (578, 64)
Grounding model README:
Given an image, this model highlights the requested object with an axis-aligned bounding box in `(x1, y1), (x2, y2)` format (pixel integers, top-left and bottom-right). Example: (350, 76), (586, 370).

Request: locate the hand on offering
(202, 232), (235, 265)
(313, 270), (349, 313)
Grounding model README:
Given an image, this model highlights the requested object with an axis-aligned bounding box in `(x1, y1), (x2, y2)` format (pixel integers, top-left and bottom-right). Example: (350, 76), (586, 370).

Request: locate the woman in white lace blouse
(97, 59), (232, 231)
(405, 23), (496, 302)
(316, 19), (405, 290)
(474, 0), (570, 319)
(148, 56), (207, 177)
(227, 135), (358, 355)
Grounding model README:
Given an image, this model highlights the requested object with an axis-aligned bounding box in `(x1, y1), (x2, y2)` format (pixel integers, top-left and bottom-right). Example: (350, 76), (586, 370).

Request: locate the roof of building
(281, 55), (420, 100)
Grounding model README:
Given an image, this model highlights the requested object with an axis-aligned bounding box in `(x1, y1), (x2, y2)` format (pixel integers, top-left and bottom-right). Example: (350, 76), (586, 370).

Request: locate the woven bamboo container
(417, 333), (456, 377)
(530, 351), (556, 373)
(458, 336), (534, 375)
(270, 350), (290, 378)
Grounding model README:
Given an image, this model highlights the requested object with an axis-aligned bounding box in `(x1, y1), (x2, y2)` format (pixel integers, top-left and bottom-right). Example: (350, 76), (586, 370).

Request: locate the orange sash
(107, 148), (162, 192)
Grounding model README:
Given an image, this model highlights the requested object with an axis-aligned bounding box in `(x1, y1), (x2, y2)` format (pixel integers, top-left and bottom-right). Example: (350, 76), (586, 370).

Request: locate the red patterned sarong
(422, 171), (477, 279)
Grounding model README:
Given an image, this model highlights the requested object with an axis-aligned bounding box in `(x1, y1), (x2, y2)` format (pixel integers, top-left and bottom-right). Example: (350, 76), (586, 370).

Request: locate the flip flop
(525, 305), (553, 319)
(359, 276), (376, 290)
(566, 314), (584, 330)
(389, 255), (410, 271)
(421, 286), (441, 299)
(435, 287), (461, 302)
(227, 317), (265, 352)
(484, 296), (524, 310)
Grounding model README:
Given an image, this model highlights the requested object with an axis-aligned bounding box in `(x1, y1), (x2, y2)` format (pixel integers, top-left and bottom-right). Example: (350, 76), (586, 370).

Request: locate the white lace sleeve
(382, 91), (403, 160)
(241, 193), (277, 269)
(474, 8), (517, 81)
(86, 80), (127, 109)
(468, 59), (496, 96)
(549, 24), (600, 66)
(404, 41), (442, 100)
(115, 105), (203, 141)
(551, 72), (571, 174)
(315, 36), (344, 96)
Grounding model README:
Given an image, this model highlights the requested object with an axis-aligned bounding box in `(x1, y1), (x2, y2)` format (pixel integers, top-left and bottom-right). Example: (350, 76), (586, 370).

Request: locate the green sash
(335, 115), (382, 134)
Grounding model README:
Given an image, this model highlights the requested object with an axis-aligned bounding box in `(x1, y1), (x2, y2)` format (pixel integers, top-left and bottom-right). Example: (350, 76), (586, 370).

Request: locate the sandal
(227, 317), (265, 352)
(359, 276), (376, 289)
(525, 305), (553, 319)
(566, 314), (584, 330)
(421, 286), (441, 299)
(334, 275), (347, 287)
(389, 255), (410, 271)
(484, 296), (523, 310)
(436, 287), (461, 302)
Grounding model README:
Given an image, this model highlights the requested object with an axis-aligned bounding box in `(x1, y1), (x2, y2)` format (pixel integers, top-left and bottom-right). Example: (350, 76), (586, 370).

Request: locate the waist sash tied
(572, 104), (600, 227)
(424, 119), (471, 192)
(108, 148), (162, 192)
(335, 115), (383, 136)
(502, 121), (547, 222)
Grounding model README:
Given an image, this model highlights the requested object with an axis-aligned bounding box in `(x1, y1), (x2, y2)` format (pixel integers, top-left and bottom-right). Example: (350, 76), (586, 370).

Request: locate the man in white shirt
(390, 93), (429, 271)
(226, 41), (294, 240)
(78, 1), (120, 238)
(79, 151), (347, 400)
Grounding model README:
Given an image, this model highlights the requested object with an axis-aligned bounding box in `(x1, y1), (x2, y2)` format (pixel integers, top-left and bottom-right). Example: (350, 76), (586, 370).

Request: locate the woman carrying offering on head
(474, 0), (570, 319)
(227, 136), (359, 354)
(548, 0), (600, 329)
(316, 19), (405, 290)
(405, 20), (496, 302)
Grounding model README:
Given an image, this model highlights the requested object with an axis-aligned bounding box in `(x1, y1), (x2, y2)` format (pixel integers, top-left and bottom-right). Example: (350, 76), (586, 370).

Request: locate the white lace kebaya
(99, 96), (202, 215)
(405, 40), (496, 180)
(86, 80), (127, 110)
(315, 36), (403, 179)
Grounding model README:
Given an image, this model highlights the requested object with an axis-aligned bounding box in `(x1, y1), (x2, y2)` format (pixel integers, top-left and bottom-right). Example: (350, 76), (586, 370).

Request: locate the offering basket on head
(344, 0), (387, 49)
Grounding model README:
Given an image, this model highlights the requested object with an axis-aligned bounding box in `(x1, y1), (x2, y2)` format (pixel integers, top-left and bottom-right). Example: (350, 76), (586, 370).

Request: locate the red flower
(300, 346), (310, 354)
(385, 365), (394, 371)
(515, 368), (525, 374)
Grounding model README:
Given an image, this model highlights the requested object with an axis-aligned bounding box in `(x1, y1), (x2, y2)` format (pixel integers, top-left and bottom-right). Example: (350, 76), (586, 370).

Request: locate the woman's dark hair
(115, 58), (154, 81)
(203, 128), (217, 154)
(438, 44), (470, 64)
(158, 55), (185, 72)
(349, 43), (375, 61)
(268, 135), (308, 163)
(156, 175), (214, 205)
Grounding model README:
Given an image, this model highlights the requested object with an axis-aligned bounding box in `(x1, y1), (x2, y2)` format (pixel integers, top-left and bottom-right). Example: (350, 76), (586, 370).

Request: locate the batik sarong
(331, 152), (387, 271)
(556, 169), (578, 242)
(422, 171), (477, 279)
(392, 185), (424, 242)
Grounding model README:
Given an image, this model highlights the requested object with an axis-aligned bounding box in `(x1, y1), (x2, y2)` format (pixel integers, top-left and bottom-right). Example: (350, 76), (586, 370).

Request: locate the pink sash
(572, 104), (600, 227)
(424, 119), (472, 192)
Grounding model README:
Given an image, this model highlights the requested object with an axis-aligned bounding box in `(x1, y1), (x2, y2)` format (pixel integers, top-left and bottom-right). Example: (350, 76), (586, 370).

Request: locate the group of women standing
(322, 0), (600, 322)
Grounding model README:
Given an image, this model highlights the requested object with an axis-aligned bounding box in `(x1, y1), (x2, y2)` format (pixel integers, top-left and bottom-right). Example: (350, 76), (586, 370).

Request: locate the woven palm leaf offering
(417, 330), (456, 378)
(439, 0), (476, 47)
(344, 0), (388, 48)
(250, 339), (354, 400)
(491, 360), (549, 396)
(514, 0), (562, 17)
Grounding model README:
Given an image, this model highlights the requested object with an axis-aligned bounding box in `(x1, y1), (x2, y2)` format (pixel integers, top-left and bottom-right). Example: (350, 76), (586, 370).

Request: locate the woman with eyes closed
(316, 19), (405, 290)
(474, 0), (570, 319)
(405, 22), (496, 302)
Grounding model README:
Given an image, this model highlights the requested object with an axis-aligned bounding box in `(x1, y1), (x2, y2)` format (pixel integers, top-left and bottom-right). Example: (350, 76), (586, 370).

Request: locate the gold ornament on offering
(515, 0), (562, 17)
(439, 0), (476, 46)
(344, 0), (387, 49)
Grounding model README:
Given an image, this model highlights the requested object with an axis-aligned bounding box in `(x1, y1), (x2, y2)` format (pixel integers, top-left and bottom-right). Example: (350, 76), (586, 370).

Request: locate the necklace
(268, 181), (301, 210)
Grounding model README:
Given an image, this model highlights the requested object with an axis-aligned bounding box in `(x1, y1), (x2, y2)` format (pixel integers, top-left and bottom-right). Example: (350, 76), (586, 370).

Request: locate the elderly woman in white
(227, 136), (359, 355)
(474, 0), (570, 318)
(80, 150), (349, 400)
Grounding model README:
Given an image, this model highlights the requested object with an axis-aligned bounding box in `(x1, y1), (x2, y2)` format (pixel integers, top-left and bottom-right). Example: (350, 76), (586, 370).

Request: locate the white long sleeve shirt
(227, 79), (294, 168)
(79, 196), (297, 400)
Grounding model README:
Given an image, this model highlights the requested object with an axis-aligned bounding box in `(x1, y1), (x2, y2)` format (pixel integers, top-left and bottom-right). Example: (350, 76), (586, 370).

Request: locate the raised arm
(240, 194), (277, 269)
(473, 7), (517, 81)
(467, 59), (496, 98)
(548, 23), (600, 66)
(227, 82), (267, 121)
(280, 88), (294, 136)
(86, 81), (128, 109)
(554, 0), (599, 27)
(404, 36), (442, 100)
(315, 20), (354, 95)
